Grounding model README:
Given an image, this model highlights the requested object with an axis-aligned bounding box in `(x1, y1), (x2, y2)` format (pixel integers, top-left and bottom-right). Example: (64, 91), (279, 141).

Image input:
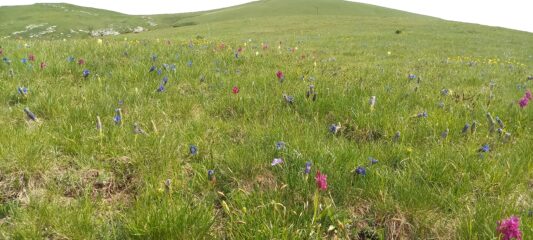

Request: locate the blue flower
(304, 161), (312, 174)
(441, 128), (449, 139)
(17, 87), (28, 96)
(21, 58), (28, 64)
(275, 141), (285, 150)
(67, 56), (75, 63)
(157, 69), (163, 75)
(207, 170), (215, 181)
(24, 107), (37, 121)
(113, 108), (122, 125)
(329, 124), (340, 134)
(462, 123), (470, 134)
(149, 66), (156, 72)
(83, 69), (90, 78)
(162, 76), (168, 85)
(479, 144), (490, 153)
(417, 111), (428, 118)
(355, 166), (366, 176)
(189, 145), (198, 156)
(369, 157), (379, 165)
(408, 74), (417, 80)
(156, 84), (165, 92)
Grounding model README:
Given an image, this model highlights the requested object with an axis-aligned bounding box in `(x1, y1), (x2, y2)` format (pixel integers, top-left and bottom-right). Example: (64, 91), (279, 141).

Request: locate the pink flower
(232, 86), (239, 94)
(40, 62), (47, 70)
(315, 171), (327, 191)
(78, 58), (85, 65)
(28, 54), (35, 62)
(525, 90), (532, 100)
(276, 70), (284, 80)
(497, 216), (522, 240)
(518, 97), (529, 108)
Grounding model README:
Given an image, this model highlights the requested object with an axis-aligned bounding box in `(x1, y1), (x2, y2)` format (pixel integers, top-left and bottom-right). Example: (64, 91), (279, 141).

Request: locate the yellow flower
(97, 39), (103, 45)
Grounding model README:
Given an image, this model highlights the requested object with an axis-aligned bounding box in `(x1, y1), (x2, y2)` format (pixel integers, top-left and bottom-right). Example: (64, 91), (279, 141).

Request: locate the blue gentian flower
(304, 161), (312, 174)
(157, 84), (165, 92)
(329, 123), (340, 134)
(355, 166), (366, 176)
(162, 76), (168, 85)
(417, 111), (428, 118)
(408, 74), (417, 80)
(24, 107), (36, 121)
(189, 145), (198, 155)
(275, 141), (285, 150)
(462, 123), (470, 134)
(17, 87), (28, 96)
(369, 157), (379, 165)
(83, 69), (90, 78)
(113, 108), (122, 125)
(149, 66), (156, 72)
(479, 144), (490, 153)
(207, 170), (215, 181)
(21, 58), (28, 64)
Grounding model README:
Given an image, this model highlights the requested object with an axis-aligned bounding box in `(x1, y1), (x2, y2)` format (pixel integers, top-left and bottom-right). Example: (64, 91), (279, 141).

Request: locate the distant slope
(0, 3), (152, 39)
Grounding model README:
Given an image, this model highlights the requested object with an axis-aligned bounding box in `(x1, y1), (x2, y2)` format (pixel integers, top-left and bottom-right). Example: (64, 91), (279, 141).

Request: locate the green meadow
(0, 0), (532, 239)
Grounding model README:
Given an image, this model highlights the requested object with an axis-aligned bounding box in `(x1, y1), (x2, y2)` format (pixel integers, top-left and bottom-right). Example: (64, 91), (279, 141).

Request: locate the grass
(0, 0), (532, 239)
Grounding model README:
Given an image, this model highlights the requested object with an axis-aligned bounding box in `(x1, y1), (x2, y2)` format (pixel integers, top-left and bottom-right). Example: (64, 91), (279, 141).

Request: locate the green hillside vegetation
(0, 0), (532, 239)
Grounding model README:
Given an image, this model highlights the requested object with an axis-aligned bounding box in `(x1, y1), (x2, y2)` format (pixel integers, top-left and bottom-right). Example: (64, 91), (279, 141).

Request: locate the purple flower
(497, 216), (522, 240)
(189, 145), (198, 156)
(355, 166), (366, 176)
(21, 58), (28, 64)
(369, 157), (378, 165)
(156, 84), (165, 92)
(157, 69), (163, 75)
(479, 144), (490, 153)
(82, 69), (90, 78)
(24, 107), (37, 121)
(462, 123), (470, 134)
(304, 161), (312, 174)
(113, 108), (122, 125)
(271, 158), (283, 166)
(518, 97), (529, 108)
(162, 76), (168, 85)
(17, 87), (28, 96)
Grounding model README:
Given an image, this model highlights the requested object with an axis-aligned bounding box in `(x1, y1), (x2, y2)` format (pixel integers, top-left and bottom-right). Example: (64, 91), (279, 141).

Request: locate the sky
(0, 0), (531, 33)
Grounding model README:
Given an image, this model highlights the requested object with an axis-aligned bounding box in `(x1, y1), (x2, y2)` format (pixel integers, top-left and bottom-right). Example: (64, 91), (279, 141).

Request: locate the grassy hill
(0, 0), (532, 239)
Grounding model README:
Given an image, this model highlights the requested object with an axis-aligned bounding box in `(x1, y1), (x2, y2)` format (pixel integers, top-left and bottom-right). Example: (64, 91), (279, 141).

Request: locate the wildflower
(369, 157), (379, 165)
(17, 87), (28, 96)
(441, 128), (449, 139)
(416, 111), (428, 118)
(97, 39), (103, 44)
(518, 97), (528, 108)
(40, 62), (46, 70)
(276, 70), (285, 80)
(21, 58), (28, 64)
(67, 56), (75, 63)
(487, 113), (496, 133)
(78, 58), (85, 65)
(496, 216), (522, 240)
(440, 88), (450, 96)
(479, 144), (490, 153)
(392, 131), (401, 142)
(462, 123), (470, 134)
(157, 69), (163, 75)
(408, 74), (417, 80)
(355, 166), (367, 176)
(315, 171), (328, 190)
(162, 76), (168, 85)
(232, 86), (239, 94)
(304, 162), (312, 174)
(525, 90), (532, 100)
(114, 108), (122, 125)
(275, 141), (285, 150)
(283, 94), (294, 104)
(23, 107), (37, 121)
(149, 66), (156, 72)
(189, 145), (198, 156)
(207, 170), (216, 181)
(329, 123), (341, 134)
(156, 84), (165, 92)
(82, 69), (90, 78)
(28, 54), (35, 62)
(369, 96), (376, 110)
(496, 117), (504, 129)
(271, 158), (283, 166)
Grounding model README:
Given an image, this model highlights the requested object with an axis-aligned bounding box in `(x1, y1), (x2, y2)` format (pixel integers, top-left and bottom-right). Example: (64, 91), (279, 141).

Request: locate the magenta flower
(315, 171), (327, 191)
(276, 70), (284, 80)
(518, 97), (529, 108)
(496, 216), (522, 240)
(525, 90), (532, 100)
(40, 62), (47, 70)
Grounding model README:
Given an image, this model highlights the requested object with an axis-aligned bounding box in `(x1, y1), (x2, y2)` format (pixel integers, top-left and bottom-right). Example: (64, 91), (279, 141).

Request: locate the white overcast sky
(0, 0), (531, 33)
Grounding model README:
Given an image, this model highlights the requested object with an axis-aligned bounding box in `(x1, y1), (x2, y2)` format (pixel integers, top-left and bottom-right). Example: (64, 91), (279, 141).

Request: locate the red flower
(232, 86), (239, 94)
(276, 70), (284, 80)
(28, 54), (35, 62)
(40, 62), (47, 70)
(78, 59), (85, 65)
(315, 171), (328, 191)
